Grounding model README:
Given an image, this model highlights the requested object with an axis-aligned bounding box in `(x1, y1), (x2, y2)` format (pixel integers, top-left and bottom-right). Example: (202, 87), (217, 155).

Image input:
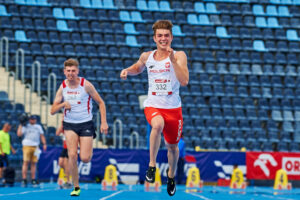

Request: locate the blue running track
(0, 183), (300, 200)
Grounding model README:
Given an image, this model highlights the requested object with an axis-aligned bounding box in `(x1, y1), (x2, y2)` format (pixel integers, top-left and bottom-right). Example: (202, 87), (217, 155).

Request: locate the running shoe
(70, 187), (81, 196)
(31, 179), (39, 185)
(145, 166), (156, 183)
(21, 179), (27, 187)
(63, 182), (72, 189)
(166, 168), (176, 196)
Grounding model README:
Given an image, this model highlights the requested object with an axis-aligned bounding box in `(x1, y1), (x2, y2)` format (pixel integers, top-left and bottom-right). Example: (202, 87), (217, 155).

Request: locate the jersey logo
(152, 112), (158, 116)
(149, 65), (155, 69)
(165, 62), (170, 68)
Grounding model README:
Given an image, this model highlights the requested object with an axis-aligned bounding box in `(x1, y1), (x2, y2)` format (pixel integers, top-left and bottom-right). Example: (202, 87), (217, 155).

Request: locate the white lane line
(261, 194), (295, 200)
(0, 188), (60, 196)
(99, 190), (124, 200)
(185, 191), (213, 200)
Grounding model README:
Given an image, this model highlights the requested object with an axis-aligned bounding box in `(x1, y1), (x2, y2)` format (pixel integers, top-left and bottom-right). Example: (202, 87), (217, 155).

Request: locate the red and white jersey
(144, 50), (181, 109)
(62, 77), (93, 123)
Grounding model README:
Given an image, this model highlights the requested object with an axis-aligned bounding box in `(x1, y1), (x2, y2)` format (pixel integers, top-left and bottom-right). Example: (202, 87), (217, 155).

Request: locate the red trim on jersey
(152, 92), (173, 95)
(80, 78), (85, 86)
(87, 95), (91, 114)
(62, 80), (66, 88)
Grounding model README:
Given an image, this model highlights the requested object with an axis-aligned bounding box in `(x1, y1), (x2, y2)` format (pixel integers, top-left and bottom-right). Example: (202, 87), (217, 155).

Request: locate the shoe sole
(166, 168), (176, 196)
(145, 175), (155, 183)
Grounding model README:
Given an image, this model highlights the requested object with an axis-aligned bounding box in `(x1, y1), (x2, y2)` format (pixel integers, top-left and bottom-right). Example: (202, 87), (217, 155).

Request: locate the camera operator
(17, 115), (47, 186)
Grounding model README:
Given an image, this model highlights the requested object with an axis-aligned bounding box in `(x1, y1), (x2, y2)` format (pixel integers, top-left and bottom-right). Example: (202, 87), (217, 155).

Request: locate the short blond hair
(152, 20), (173, 35)
(64, 58), (79, 68)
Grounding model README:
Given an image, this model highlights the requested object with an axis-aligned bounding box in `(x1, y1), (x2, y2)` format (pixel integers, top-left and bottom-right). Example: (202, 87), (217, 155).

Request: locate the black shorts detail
(0, 154), (9, 167)
(63, 120), (96, 138)
(60, 148), (68, 158)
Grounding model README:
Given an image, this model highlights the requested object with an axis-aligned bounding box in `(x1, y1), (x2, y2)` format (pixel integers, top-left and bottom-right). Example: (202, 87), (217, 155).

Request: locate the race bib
(150, 79), (172, 96)
(66, 92), (81, 105)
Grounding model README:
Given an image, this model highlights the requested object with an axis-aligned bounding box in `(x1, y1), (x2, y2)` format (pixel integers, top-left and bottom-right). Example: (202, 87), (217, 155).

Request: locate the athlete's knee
(167, 144), (178, 152)
(80, 155), (91, 163)
(68, 152), (78, 161)
(58, 159), (64, 167)
(151, 122), (164, 133)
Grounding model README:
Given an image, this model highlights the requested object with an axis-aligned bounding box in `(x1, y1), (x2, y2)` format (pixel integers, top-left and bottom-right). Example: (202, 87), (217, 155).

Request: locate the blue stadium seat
(159, 1), (172, 12)
(222, 15), (232, 26)
(119, 10), (130, 21)
(80, 0), (92, 8)
(216, 27), (230, 38)
(102, 0), (115, 9)
(199, 14), (211, 25)
(194, 2), (205, 13)
(124, 23), (138, 34)
(253, 40), (267, 51)
(0, 91), (9, 102)
(125, 35), (141, 47)
(57, 20), (71, 31)
(278, 6), (290, 16)
(206, 3), (218, 14)
(200, 108), (211, 119)
(53, 7), (64, 18)
(15, 30), (30, 42)
(212, 108), (223, 119)
(287, 29), (300, 41)
(90, 0), (102, 8)
(187, 14), (199, 25)
(256, 17), (267, 27)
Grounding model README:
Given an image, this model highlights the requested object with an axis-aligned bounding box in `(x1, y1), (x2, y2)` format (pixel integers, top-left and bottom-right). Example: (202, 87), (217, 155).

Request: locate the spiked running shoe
(70, 187), (81, 196)
(166, 168), (176, 196)
(145, 166), (156, 183)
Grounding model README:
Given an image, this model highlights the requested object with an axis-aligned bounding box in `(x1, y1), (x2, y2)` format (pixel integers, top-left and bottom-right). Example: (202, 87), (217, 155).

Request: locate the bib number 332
(151, 79), (172, 96)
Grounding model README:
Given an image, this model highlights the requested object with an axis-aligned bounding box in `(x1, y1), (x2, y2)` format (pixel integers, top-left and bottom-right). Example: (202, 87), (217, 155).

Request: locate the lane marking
(99, 190), (124, 200)
(185, 191), (213, 200)
(0, 188), (60, 196)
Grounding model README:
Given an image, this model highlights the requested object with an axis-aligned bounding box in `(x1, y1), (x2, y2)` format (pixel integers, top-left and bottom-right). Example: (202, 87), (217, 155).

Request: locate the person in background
(0, 123), (16, 184)
(17, 115), (47, 186)
(56, 121), (72, 188)
(177, 134), (185, 185)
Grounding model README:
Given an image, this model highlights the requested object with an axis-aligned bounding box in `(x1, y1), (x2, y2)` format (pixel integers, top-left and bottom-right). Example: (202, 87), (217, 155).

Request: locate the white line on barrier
(99, 190), (124, 200)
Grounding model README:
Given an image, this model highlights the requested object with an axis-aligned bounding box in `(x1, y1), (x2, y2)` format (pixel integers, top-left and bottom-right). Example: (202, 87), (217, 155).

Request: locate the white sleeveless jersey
(62, 77), (93, 123)
(143, 50), (181, 109)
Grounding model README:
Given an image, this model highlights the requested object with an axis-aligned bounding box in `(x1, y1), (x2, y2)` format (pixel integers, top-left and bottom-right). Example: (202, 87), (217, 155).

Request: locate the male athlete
(51, 58), (108, 196)
(120, 20), (189, 196)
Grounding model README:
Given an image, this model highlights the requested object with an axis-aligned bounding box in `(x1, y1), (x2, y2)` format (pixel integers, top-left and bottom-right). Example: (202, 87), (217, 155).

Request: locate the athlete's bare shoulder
(174, 50), (187, 57)
(83, 79), (93, 88)
(140, 51), (152, 64)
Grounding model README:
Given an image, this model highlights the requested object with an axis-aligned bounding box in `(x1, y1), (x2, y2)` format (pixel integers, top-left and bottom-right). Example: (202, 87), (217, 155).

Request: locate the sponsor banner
(246, 152), (300, 180)
(191, 151), (246, 182)
(38, 147), (245, 182)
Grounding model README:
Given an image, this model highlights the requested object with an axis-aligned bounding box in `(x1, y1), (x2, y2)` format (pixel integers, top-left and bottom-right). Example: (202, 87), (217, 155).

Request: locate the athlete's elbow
(50, 109), (56, 115)
(180, 79), (189, 86)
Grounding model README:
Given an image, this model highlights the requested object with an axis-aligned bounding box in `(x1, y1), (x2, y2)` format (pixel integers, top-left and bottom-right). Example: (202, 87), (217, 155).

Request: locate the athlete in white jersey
(51, 59), (108, 196)
(120, 20), (189, 196)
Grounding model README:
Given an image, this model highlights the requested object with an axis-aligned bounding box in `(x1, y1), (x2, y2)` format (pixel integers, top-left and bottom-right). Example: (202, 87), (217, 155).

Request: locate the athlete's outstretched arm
(168, 48), (189, 86)
(120, 52), (149, 80)
(50, 86), (70, 115)
(85, 81), (108, 134)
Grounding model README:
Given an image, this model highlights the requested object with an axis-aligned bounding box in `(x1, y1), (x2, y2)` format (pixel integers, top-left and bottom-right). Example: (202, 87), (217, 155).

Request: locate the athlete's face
(64, 65), (79, 81)
(153, 29), (173, 50)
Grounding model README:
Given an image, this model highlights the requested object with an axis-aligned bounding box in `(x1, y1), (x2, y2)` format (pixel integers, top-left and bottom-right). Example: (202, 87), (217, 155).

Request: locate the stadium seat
(287, 29), (300, 41)
(103, 0), (115, 9)
(15, 30), (30, 42)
